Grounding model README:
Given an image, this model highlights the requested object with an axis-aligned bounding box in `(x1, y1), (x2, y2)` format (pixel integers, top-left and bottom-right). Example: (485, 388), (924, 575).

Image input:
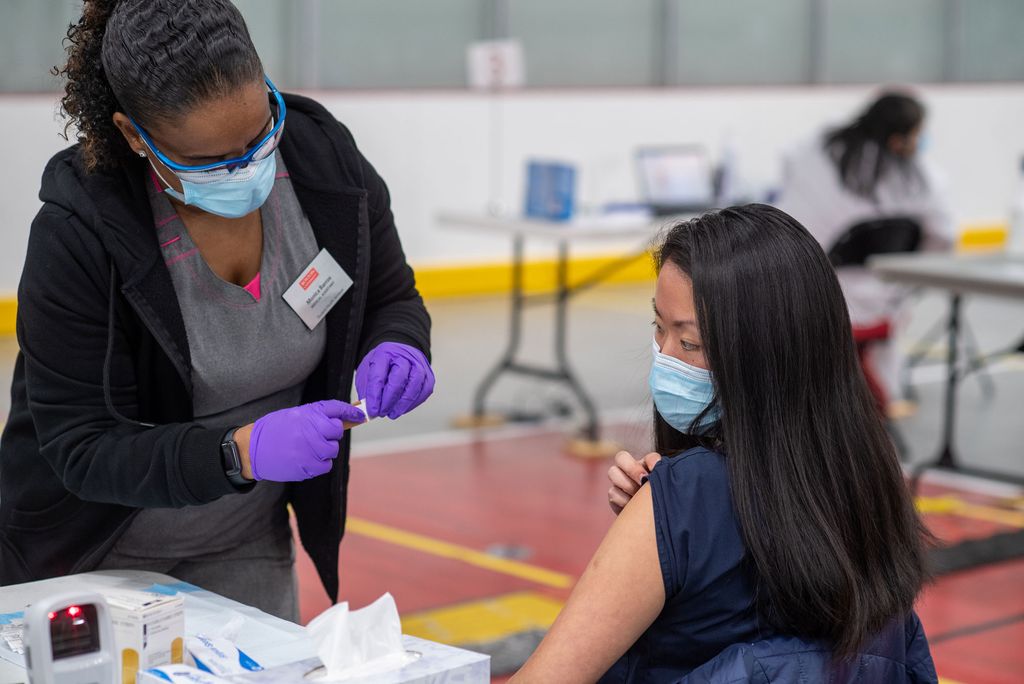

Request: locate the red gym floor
(292, 423), (1024, 684)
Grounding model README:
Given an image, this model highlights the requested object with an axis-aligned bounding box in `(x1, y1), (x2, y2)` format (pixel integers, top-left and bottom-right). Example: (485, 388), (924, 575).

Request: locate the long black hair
(654, 204), (930, 657)
(54, 0), (263, 172)
(824, 92), (926, 200)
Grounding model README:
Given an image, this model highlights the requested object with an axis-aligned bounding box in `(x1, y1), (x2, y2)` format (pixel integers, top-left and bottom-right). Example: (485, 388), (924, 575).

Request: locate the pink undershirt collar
(243, 272), (261, 301)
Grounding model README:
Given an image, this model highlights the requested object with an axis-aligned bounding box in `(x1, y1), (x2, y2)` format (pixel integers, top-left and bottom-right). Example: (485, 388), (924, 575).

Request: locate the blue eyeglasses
(131, 75), (286, 173)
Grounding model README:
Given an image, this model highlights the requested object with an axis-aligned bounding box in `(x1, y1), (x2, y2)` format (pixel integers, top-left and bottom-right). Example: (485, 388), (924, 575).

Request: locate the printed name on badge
(282, 249), (353, 330)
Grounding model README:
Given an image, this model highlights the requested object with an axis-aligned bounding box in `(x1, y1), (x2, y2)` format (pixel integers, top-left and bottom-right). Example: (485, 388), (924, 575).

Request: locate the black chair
(827, 216), (922, 268)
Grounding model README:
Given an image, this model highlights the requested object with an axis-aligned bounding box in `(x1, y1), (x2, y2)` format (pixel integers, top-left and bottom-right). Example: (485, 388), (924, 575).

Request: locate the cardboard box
(97, 589), (185, 684)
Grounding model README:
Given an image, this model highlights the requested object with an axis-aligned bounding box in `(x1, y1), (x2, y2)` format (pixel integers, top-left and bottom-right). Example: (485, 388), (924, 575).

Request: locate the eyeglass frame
(130, 75), (286, 173)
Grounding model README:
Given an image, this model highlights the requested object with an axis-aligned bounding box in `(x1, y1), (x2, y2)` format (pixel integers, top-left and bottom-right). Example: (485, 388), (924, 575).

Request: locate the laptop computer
(635, 145), (717, 216)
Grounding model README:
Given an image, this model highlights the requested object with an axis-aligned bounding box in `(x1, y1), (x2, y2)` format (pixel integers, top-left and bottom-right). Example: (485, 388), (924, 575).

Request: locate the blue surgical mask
(149, 153), (277, 219)
(649, 339), (720, 433)
(915, 132), (928, 155)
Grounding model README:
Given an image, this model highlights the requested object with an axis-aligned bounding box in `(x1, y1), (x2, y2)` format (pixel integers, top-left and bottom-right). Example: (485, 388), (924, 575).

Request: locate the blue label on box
(525, 161), (576, 221)
(142, 581), (201, 596)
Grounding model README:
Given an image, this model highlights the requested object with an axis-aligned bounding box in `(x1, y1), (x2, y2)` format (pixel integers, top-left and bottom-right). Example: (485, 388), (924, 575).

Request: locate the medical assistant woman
(0, 0), (432, 621)
(776, 92), (953, 408)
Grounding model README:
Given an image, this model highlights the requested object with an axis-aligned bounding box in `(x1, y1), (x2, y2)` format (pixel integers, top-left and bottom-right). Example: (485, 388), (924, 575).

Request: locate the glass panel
(823, 0), (945, 83)
(508, 0), (659, 87)
(0, 0), (80, 92)
(315, 0), (484, 89)
(234, 0), (297, 87)
(958, 0), (1024, 82)
(674, 0), (812, 85)
(0, 0), (294, 92)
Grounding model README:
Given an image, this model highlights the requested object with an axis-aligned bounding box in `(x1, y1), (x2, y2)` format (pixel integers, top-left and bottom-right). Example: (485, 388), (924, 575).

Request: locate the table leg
(472, 235), (525, 418)
(910, 293), (1024, 490)
(912, 294), (961, 492)
(553, 241), (600, 442)
(936, 293), (961, 469)
(464, 236), (632, 448)
(963, 320), (997, 400)
(902, 314), (949, 402)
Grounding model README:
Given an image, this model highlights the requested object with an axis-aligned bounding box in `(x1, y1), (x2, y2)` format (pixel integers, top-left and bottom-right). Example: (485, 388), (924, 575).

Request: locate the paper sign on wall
(467, 40), (525, 90)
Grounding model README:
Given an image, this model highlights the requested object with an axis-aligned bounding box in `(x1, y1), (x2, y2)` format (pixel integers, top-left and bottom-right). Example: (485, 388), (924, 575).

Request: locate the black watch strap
(220, 428), (252, 488)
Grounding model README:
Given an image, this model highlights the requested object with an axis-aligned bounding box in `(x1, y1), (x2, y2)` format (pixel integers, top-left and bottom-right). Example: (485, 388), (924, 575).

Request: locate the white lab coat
(777, 137), (954, 324)
(776, 137), (954, 398)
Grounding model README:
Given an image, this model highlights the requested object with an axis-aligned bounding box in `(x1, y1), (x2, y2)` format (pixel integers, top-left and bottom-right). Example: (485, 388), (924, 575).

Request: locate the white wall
(2, 84), (1024, 296)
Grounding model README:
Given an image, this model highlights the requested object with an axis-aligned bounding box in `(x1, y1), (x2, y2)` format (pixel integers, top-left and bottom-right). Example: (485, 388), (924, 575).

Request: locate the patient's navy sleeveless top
(599, 447), (770, 682)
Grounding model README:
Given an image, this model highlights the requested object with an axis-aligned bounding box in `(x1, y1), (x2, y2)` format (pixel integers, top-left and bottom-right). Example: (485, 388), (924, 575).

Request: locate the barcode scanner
(24, 592), (116, 684)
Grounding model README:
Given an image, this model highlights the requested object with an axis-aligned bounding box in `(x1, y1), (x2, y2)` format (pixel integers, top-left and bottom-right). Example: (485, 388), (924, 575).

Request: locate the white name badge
(282, 249), (353, 330)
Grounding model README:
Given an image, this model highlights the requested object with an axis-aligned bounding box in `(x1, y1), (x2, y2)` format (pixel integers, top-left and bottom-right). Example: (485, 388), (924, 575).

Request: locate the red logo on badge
(300, 268), (319, 290)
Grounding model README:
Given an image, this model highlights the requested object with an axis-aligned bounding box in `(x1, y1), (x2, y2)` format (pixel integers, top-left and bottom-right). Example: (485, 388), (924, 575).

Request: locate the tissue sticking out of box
(304, 593), (417, 681)
(216, 613), (246, 643)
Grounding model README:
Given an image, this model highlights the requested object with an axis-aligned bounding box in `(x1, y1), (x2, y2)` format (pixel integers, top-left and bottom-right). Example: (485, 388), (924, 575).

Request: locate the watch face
(222, 438), (241, 475)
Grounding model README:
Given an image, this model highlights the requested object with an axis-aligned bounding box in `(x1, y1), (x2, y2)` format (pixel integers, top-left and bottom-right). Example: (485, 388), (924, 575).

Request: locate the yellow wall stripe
(0, 222), (1004, 333)
(413, 251), (656, 299)
(0, 252), (656, 335)
(0, 299), (14, 336)
(346, 517), (575, 589)
(414, 221), (1005, 298)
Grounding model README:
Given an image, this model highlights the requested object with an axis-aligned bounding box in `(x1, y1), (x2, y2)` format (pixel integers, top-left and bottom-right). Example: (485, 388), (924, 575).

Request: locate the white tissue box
(226, 636), (488, 684)
(97, 589), (186, 684)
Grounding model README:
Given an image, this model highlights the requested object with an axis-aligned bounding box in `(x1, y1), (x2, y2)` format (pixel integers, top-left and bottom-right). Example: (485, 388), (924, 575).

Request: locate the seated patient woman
(511, 204), (935, 683)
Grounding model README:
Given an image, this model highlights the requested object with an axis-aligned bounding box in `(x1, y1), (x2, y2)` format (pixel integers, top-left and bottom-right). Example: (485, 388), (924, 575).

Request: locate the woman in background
(776, 92), (954, 416)
(515, 205), (935, 683)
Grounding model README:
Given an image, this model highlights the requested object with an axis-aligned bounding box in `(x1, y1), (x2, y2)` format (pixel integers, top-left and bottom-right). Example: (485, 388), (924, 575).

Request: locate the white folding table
(870, 252), (1024, 487)
(438, 211), (696, 445)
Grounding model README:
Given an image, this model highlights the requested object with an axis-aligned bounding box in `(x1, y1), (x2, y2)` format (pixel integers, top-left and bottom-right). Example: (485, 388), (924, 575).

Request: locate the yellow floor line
(346, 517), (575, 589)
(916, 495), (1024, 528)
(401, 591), (563, 645)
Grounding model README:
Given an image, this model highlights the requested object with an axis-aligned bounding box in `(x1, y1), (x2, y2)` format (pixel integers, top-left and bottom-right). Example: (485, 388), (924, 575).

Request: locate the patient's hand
(607, 450), (662, 514)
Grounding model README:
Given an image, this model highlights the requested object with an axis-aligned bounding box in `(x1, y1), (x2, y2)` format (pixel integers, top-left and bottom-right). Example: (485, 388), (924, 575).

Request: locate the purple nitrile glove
(355, 342), (435, 420)
(249, 400), (366, 482)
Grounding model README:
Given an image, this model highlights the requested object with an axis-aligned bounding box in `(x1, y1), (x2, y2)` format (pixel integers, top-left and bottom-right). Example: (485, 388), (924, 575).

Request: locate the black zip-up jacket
(0, 94), (431, 600)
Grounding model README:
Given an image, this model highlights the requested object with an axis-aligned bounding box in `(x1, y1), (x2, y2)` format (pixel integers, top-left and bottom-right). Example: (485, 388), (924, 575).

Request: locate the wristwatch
(220, 428), (253, 488)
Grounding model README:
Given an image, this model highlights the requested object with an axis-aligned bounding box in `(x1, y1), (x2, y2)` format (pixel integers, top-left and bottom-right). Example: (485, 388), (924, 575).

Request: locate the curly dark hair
(54, 0), (263, 173)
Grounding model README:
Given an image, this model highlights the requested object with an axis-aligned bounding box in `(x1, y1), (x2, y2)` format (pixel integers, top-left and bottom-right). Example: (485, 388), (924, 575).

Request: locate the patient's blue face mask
(649, 338), (720, 433)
